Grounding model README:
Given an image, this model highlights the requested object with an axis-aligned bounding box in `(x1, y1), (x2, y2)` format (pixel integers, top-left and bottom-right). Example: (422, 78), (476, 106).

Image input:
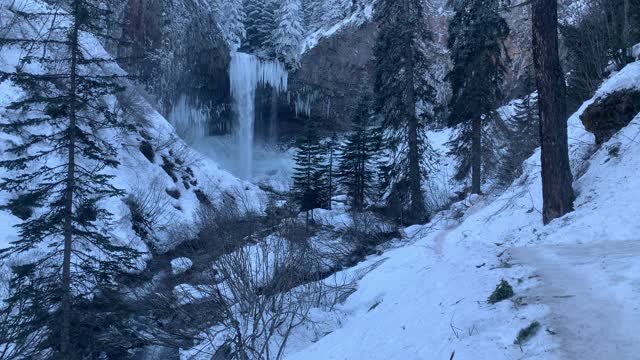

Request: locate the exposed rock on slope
(581, 89), (640, 144)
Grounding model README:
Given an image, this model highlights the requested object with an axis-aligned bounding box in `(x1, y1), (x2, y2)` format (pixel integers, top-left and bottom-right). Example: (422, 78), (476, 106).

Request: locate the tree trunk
(61, 0), (80, 357)
(471, 116), (482, 194)
(532, 0), (574, 224)
(403, 0), (425, 223)
(623, 0), (631, 47)
(328, 149), (333, 210)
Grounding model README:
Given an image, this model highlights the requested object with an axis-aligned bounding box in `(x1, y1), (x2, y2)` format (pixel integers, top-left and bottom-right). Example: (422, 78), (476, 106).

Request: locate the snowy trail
(509, 241), (640, 359)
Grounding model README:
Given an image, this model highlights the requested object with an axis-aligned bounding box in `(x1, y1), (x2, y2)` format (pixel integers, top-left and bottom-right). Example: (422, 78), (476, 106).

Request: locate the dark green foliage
(488, 280), (514, 304)
(498, 95), (540, 186)
(514, 321), (541, 345)
(1, 192), (44, 220)
(374, 0), (437, 224)
(447, 0), (509, 192)
(243, 0), (277, 53)
(337, 95), (381, 211)
(291, 118), (326, 216)
(447, 0), (509, 125)
(0, 0), (142, 357)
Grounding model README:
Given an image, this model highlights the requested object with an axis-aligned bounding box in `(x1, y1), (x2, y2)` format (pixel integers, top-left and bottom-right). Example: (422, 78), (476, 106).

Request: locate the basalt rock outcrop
(581, 89), (640, 144)
(116, 0), (231, 132)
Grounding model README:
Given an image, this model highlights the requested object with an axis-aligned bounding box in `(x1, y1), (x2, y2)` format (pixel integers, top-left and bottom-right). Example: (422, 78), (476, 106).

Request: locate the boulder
(580, 89), (640, 144)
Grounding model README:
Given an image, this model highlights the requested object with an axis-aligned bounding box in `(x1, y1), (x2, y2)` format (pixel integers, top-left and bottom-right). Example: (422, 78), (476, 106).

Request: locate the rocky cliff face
(280, 1), (535, 137)
(288, 20), (379, 132)
(115, 0), (232, 134)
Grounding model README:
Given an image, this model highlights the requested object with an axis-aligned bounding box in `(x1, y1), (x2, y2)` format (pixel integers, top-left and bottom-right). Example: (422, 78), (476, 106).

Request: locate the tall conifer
(0, 0), (141, 357)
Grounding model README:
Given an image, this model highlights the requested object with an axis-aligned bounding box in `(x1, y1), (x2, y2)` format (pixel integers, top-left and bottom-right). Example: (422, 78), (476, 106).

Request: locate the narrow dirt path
(509, 240), (640, 360)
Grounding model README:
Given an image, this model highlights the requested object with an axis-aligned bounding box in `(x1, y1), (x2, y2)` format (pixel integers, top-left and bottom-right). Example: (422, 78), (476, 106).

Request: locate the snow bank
(170, 257), (193, 275)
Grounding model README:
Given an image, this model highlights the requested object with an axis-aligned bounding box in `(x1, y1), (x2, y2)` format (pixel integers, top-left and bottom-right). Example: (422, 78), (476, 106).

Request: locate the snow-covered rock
(170, 257), (194, 275)
(632, 43), (640, 60)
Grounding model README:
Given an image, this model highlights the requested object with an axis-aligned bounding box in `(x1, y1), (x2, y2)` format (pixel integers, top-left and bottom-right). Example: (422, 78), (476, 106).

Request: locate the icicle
(168, 95), (208, 142)
(229, 52), (288, 179)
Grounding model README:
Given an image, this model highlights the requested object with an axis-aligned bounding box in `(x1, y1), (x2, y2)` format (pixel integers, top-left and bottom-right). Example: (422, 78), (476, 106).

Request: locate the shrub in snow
(487, 280), (514, 304)
(171, 257), (193, 275)
(514, 321), (541, 346)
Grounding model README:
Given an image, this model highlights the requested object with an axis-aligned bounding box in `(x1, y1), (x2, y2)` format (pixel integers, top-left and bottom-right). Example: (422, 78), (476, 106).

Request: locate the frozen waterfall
(230, 52), (288, 179)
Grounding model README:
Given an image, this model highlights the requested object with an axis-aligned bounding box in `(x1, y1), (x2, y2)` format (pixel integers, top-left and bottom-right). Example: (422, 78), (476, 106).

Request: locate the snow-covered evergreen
(272, 0), (306, 66)
(216, 0), (246, 50)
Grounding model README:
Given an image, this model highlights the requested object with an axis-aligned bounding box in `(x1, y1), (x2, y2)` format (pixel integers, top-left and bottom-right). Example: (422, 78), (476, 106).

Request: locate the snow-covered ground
(282, 62), (640, 359)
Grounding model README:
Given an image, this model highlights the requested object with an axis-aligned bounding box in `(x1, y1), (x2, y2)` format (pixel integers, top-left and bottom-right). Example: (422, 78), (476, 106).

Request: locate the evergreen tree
(217, 0), (246, 50)
(244, 0), (278, 53)
(447, 0), (509, 194)
(320, 133), (340, 210)
(0, 0), (141, 357)
(374, 0), (437, 224)
(321, 0), (351, 24)
(291, 118), (325, 224)
(302, 0), (324, 30)
(498, 94), (540, 186)
(337, 96), (381, 211)
(272, 0), (305, 66)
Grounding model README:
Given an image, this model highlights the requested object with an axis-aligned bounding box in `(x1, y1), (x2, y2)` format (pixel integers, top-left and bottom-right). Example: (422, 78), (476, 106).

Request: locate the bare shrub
(124, 178), (172, 254)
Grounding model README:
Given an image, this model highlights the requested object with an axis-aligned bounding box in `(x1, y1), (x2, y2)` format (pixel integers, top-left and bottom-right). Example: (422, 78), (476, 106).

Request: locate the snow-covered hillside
(0, 0), (263, 255)
(282, 62), (640, 359)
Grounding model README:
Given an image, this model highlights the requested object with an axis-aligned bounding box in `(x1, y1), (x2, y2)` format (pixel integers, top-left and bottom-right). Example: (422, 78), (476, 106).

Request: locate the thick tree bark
(532, 0), (574, 224)
(403, 0), (426, 223)
(471, 116), (482, 194)
(61, 1), (80, 357)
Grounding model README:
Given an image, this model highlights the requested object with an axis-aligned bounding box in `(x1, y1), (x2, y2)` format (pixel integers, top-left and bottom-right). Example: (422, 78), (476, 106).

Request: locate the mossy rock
(488, 280), (514, 304)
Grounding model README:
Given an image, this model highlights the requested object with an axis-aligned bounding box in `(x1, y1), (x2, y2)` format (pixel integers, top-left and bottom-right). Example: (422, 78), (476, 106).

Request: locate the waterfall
(229, 52), (288, 179)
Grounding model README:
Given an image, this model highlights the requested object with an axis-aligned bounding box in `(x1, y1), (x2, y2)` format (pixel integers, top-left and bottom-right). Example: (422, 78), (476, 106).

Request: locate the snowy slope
(301, 0), (377, 54)
(0, 0), (263, 255)
(283, 62), (640, 359)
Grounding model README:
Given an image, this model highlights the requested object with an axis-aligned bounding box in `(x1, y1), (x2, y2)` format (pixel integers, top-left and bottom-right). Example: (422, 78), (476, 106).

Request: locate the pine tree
(320, 133), (340, 210)
(244, 0), (278, 53)
(374, 0), (437, 224)
(291, 118), (325, 224)
(0, 0), (141, 357)
(447, 0), (509, 195)
(321, 0), (351, 24)
(302, 0), (324, 30)
(498, 94), (540, 185)
(217, 0), (246, 50)
(272, 0), (305, 66)
(337, 96), (381, 211)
